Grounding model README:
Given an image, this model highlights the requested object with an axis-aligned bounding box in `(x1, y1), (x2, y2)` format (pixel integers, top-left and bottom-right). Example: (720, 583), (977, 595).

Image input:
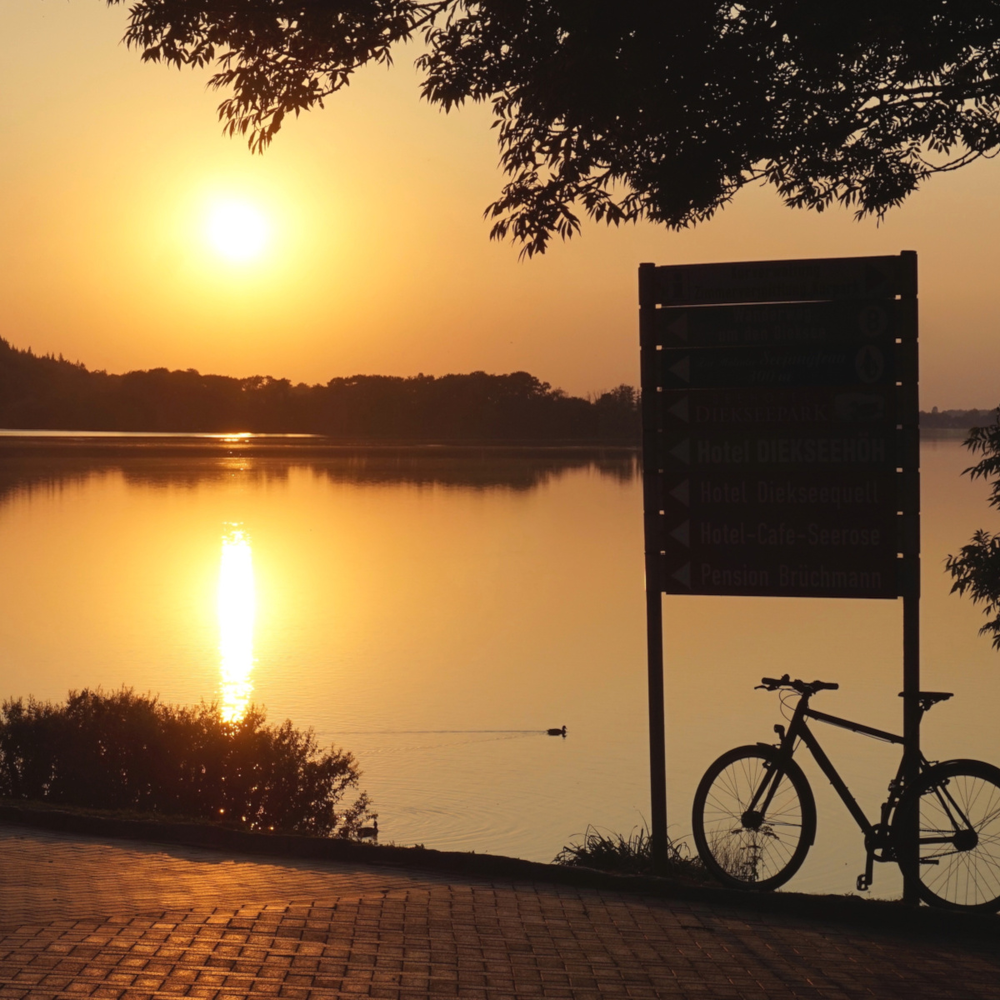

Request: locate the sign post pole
(639, 262), (669, 868)
(644, 579), (668, 867)
(899, 250), (921, 904)
(902, 590), (920, 902)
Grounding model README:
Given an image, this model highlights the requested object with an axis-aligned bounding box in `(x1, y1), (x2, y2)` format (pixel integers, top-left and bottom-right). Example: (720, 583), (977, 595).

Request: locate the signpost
(639, 253), (920, 897)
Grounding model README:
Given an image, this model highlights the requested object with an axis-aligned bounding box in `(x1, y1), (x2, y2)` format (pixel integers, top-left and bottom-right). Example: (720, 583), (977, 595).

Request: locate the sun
(206, 200), (269, 262)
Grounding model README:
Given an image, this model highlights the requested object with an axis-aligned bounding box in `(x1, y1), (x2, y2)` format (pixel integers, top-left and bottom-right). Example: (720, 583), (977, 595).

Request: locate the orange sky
(2, 0), (999, 407)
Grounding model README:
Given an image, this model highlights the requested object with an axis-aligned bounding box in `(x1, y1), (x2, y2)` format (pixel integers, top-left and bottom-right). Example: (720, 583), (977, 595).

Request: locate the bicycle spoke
(910, 765), (1000, 910)
(694, 747), (813, 890)
(974, 796), (1000, 830)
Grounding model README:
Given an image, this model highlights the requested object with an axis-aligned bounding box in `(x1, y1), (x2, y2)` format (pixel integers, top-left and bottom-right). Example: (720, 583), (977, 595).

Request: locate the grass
(553, 824), (709, 881)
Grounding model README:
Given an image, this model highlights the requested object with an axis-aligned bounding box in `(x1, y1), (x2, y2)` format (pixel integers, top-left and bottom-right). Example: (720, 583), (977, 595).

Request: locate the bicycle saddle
(898, 691), (953, 710)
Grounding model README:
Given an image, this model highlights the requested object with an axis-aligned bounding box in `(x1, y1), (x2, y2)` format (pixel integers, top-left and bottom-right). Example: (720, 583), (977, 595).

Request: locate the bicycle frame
(762, 692), (927, 889)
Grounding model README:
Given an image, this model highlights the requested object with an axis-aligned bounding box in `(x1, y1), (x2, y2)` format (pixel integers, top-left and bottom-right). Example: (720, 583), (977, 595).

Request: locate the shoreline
(0, 435), (641, 460)
(0, 426), (977, 454)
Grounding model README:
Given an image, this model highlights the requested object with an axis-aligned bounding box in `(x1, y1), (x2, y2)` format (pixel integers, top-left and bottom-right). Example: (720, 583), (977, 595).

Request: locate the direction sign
(648, 254), (917, 307)
(658, 342), (895, 389)
(658, 425), (900, 475)
(658, 548), (901, 599)
(639, 252), (919, 600)
(653, 297), (910, 349)
(656, 469), (903, 523)
(658, 386), (900, 432)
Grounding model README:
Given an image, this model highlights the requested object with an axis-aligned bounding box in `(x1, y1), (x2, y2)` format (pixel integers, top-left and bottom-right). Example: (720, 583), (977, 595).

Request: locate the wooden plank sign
(640, 253), (919, 600)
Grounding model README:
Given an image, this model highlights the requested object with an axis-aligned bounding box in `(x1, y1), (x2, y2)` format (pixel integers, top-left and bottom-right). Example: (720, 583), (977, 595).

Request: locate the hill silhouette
(0, 339), (640, 442)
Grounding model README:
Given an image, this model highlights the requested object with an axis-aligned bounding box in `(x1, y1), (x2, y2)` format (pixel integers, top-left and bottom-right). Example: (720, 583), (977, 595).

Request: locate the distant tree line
(920, 407), (998, 430)
(0, 338), (640, 441)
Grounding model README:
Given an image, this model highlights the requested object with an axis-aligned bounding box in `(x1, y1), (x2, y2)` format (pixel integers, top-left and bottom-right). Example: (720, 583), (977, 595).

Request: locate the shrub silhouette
(0, 688), (374, 837)
(554, 824), (706, 881)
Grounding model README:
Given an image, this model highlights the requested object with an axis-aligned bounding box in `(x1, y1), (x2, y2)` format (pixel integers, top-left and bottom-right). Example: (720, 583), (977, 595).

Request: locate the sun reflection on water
(218, 526), (255, 722)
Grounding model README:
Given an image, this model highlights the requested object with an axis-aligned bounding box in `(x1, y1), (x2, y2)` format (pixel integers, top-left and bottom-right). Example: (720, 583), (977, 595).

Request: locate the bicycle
(691, 675), (1000, 911)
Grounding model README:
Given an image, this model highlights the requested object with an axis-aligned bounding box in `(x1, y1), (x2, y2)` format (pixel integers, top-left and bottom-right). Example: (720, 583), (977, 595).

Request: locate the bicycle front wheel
(692, 745), (816, 891)
(894, 758), (1000, 911)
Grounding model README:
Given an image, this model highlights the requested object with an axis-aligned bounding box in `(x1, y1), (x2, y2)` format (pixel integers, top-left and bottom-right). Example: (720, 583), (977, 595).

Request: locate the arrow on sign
(670, 439), (690, 464)
(665, 312), (688, 343)
(669, 356), (691, 383)
(671, 563), (691, 589)
(668, 395), (690, 423)
(670, 521), (690, 547)
(670, 480), (690, 506)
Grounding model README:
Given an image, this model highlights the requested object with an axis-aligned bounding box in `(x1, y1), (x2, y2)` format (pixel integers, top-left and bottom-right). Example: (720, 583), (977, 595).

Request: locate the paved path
(0, 824), (998, 999)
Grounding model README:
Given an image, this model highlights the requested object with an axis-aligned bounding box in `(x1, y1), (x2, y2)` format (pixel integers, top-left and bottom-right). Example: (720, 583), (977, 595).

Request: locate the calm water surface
(1, 436), (998, 899)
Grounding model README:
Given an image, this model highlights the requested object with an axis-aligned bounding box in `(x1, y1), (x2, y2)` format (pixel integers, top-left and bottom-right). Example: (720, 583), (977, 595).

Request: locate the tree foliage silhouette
(0, 338), (639, 440)
(110, 0), (1000, 255)
(947, 408), (1000, 651)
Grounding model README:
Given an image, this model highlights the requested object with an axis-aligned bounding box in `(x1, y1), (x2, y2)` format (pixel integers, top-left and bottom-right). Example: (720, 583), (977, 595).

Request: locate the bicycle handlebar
(758, 675), (790, 690)
(757, 675), (839, 694)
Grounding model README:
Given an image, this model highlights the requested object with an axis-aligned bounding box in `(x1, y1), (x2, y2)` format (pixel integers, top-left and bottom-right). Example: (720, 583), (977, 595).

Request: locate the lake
(0, 433), (998, 899)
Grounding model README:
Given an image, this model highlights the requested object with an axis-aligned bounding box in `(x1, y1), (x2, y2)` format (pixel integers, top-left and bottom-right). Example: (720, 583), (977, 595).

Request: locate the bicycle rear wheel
(894, 758), (1000, 911)
(692, 745), (816, 891)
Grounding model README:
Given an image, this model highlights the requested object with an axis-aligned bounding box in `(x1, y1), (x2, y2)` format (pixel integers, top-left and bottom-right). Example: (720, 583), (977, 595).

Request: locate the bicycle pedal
(856, 874), (872, 892)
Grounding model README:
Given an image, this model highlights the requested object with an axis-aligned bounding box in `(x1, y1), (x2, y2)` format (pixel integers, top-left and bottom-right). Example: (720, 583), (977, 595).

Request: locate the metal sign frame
(638, 252), (920, 899)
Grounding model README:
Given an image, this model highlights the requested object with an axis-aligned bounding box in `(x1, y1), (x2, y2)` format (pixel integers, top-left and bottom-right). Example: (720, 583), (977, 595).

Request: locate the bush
(554, 825), (707, 880)
(0, 688), (375, 837)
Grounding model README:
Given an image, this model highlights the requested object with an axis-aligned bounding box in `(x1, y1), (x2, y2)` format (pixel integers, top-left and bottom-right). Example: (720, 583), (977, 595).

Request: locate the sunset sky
(3, 0), (1000, 406)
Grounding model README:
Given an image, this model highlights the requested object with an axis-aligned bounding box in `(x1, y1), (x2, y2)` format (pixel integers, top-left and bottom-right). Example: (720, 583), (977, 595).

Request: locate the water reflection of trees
(0, 443), (639, 507)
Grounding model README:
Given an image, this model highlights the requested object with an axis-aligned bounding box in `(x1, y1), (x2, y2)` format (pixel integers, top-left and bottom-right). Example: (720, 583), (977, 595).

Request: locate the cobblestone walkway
(0, 825), (997, 999)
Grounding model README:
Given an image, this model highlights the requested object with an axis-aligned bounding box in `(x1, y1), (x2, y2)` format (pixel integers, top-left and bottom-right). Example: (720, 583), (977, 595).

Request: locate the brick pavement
(0, 824), (998, 999)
